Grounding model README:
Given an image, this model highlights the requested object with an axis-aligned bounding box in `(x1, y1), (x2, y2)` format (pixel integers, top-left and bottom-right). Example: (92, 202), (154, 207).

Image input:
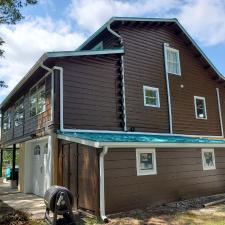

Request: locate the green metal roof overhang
(57, 131), (225, 148)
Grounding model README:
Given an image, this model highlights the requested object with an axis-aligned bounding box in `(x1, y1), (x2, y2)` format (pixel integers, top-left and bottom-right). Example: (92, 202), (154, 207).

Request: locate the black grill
(44, 186), (75, 225)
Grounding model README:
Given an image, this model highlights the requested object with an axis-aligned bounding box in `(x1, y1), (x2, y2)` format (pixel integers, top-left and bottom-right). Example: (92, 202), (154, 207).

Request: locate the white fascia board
(46, 48), (124, 58)
(57, 134), (101, 148)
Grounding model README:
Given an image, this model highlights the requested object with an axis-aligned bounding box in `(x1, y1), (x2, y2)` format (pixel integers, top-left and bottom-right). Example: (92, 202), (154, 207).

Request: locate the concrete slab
(0, 183), (45, 219)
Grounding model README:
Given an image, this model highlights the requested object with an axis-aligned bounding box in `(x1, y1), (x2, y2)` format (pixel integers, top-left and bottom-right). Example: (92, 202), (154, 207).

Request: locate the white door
(32, 139), (49, 197)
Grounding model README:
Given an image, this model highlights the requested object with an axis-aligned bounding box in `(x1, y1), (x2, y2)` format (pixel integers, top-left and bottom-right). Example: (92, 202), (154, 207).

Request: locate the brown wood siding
(104, 147), (225, 214)
(82, 29), (120, 50)
(1, 74), (52, 145)
(55, 55), (123, 131)
(58, 140), (100, 215)
(115, 24), (224, 135)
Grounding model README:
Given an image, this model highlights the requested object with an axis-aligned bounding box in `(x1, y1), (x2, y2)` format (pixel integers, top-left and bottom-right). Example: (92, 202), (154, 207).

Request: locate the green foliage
(0, 0), (37, 24)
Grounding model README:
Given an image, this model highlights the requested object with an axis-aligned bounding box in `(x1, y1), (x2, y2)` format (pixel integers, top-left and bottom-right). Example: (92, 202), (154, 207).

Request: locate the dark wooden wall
(104, 147), (225, 214)
(1, 71), (52, 145)
(58, 140), (100, 215)
(55, 55), (123, 131)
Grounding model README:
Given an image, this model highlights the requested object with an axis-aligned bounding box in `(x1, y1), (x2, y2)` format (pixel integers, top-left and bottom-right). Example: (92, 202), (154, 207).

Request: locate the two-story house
(1, 17), (225, 220)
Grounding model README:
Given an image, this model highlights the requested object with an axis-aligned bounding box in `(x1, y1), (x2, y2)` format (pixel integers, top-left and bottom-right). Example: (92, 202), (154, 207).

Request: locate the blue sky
(0, 0), (225, 102)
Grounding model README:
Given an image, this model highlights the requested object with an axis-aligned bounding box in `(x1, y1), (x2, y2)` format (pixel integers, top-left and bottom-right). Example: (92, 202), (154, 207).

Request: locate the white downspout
(216, 88), (224, 137)
(99, 146), (108, 222)
(107, 24), (127, 132)
(163, 43), (173, 134)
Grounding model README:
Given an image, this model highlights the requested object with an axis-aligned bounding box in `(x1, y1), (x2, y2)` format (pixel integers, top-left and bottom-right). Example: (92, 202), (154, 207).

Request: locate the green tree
(0, 0), (37, 87)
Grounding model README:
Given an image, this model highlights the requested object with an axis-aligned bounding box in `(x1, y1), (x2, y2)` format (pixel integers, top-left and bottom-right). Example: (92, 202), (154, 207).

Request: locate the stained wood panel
(104, 147), (225, 214)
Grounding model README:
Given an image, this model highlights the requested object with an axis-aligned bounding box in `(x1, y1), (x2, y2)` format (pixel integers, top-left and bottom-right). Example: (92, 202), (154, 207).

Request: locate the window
(136, 149), (157, 176)
(14, 98), (24, 127)
(202, 149), (216, 170)
(166, 46), (181, 75)
(44, 143), (48, 154)
(143, 86), (160, 107)
(34, 145), (41, 155)
(92, 41), (103, 51)
(3, 110), (10, 131)
(194, 96), (207, 119)
(30, 83), (46, 116)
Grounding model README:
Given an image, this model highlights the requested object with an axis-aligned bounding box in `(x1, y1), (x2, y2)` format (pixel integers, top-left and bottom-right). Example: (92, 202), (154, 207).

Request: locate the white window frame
(201, 148), (216, 170)
(194, 96), (207, 120)
(136, 148), (157, 176)
(143, 86), (160, 108)
(2, 110), (11, 131)
(165, 46), (181, 76)
(29, 80), (46, 117)
(14, 97), (24, 127)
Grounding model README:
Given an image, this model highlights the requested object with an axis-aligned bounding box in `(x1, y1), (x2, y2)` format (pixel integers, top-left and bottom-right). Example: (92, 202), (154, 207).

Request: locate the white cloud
(0, 17), (85, 100)
(68, 0), (225, 46)
(177, 0), (225, 46)
(68, 0), (181, 32)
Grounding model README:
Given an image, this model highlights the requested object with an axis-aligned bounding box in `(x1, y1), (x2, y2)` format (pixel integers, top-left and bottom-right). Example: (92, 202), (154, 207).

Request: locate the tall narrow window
(30, 82), (46, 117)
(3, 110), (10, 131)
(143, 86), (160, 107)
(136, 149), (157, 176)
(14, 98), (24, 127)
(166, 46), (181, 75)
(194, 96), (207, 119)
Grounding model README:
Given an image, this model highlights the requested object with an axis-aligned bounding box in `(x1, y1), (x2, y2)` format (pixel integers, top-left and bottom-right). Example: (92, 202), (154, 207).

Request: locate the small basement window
(202, 149), (216, 170)
(14, 98), (24, 127)
(136, 148), (157, 176)
(143, 86), (160, 107)
(166, 46), (181, 75)
(3, 110), (10, 131)
(194, 96), (207, 119)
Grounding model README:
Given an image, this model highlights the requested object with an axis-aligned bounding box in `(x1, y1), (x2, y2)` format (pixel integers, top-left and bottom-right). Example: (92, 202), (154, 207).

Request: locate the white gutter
(107, 23), (127, 132)
(163, 43), (173, 134)
(216, 88), (224, 137)
(99, 146), (108, 222)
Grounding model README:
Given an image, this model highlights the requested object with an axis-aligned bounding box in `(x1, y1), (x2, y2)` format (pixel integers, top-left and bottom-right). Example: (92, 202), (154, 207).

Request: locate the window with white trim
(30, 82), (46, 117)
(202, 149), (216, 170)
(14, 98), (24, 127)
(136, 149), (157, 176)
(143, 86), (160, 107)
(3, 110), (10, 131)
(166, 47), (181, 75)
(194, 96), (207, 119)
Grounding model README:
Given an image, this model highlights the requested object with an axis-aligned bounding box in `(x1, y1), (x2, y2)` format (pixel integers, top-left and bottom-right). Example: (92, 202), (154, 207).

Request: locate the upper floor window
(14, 98), (24, 127)
(92, 41), (103, 51)
(136, 148), (157, 176)
(3, 110), (10, 131)
(30, 82), (46, 117)
(166, 46), (181, 75)
(194, 96), (207, 119)
(143, 86), (160, 108)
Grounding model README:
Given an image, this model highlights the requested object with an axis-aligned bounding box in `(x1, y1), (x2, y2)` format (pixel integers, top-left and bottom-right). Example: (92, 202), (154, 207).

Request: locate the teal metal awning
(57, 131), (225, 148)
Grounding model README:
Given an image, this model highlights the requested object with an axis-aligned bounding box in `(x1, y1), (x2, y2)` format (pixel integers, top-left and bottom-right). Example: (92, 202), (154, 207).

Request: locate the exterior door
(32, 139), (48, 197)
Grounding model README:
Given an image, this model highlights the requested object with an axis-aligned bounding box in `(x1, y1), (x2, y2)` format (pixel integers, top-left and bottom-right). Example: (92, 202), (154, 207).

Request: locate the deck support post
(12, 144), (16, 181)
(0, 149), (3, 178)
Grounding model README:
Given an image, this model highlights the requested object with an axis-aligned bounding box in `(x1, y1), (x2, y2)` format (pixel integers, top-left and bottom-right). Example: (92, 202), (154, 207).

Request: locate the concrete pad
(0, 183), (45, 219)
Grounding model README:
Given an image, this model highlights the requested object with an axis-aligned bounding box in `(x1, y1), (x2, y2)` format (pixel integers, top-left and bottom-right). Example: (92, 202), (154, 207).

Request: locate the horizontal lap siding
(104, 148), (225, 214)
(1, 75), (52, 145)
(56, 56), (122, 130)
(119, 26), (169, 133)
(117, 24), (223, 135)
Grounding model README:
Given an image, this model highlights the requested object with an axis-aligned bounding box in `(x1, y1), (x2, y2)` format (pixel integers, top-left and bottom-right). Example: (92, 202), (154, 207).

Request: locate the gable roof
(0, 48), (124, 108)
(77, 17), (224, 81)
